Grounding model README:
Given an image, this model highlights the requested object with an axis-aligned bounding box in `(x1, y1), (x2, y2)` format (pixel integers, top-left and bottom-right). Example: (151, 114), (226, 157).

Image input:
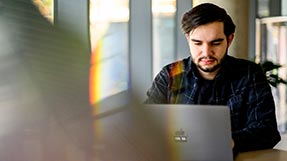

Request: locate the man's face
(185, 21), (234, 74)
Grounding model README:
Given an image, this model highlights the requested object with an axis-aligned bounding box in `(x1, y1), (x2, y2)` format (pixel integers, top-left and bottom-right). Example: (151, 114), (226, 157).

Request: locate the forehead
(189, 21), (225, 40)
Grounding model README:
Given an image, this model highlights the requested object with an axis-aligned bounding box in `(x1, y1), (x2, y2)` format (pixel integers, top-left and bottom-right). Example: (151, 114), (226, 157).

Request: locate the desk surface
(236, 149), (287, 161)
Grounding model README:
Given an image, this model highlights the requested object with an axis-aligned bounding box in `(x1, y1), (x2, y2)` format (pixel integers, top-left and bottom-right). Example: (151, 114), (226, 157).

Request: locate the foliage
(260, 61), (287, 87)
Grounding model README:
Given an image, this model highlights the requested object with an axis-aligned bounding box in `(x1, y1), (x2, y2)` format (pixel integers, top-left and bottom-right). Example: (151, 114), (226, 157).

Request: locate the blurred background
(0, 0), (286, 160)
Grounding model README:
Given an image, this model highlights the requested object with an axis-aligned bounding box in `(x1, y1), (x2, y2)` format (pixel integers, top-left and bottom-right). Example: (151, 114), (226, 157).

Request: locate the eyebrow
(191, 38), (225, 43)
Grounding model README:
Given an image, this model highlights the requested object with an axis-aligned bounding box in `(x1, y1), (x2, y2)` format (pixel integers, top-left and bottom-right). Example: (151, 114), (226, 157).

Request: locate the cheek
(189, 43), (200, 53)
(189, 46), (201, 58)
(220, 48), (229, 56)
(214, 45), (228, 55)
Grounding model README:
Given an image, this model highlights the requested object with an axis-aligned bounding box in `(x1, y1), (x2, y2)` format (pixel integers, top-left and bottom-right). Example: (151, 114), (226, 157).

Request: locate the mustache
(198, 56), (217, 61)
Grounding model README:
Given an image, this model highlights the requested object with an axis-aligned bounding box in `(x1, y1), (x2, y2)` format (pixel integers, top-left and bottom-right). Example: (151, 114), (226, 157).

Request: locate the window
(257, 0), (270, 17)
(89, 0), (129, 105)
(152, 0), (176, 77)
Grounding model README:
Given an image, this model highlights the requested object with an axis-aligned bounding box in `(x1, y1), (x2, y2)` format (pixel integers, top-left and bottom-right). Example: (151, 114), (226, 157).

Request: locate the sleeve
(144, 68), (170, 104)
(232, 65), (281, 152)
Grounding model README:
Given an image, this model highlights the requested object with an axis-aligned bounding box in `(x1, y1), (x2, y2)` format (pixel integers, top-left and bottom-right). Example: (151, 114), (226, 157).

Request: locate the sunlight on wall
(32, 0), (54, 23)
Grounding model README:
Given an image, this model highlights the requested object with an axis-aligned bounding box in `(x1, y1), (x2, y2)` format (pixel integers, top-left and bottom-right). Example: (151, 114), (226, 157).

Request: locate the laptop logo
(173, 128), (187, 142)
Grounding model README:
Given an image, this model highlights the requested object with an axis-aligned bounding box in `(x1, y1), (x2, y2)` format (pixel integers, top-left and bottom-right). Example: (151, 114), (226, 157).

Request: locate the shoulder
(153, 57), (191, 85)
(161, 57), (191, 77)
(225, 56), (262, 73)
(224, 56), (267, 84)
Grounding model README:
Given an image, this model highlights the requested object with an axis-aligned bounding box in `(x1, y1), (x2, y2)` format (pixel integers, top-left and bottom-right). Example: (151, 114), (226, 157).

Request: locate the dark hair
(181, 3), (236, 37)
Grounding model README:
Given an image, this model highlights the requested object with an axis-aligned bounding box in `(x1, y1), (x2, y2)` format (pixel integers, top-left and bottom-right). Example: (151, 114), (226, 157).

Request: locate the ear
(227, 33), (234, 47)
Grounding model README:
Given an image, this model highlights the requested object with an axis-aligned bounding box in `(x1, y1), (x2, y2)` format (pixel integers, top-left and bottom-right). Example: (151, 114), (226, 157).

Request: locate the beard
(197, 60), (221, 72)
(196, 51), (227, 73)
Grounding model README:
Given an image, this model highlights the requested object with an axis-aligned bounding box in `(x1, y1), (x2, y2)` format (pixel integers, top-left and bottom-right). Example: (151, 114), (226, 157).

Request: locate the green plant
(260, 61), (287, 87)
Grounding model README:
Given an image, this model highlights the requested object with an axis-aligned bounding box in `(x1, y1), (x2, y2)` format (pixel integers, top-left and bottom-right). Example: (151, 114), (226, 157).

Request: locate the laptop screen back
(144, 104), (234, 161)
(93, 103), (233, 161)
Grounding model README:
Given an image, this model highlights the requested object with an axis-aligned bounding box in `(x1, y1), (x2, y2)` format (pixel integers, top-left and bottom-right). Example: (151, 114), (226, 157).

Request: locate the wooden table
(236, 149), (287, 161)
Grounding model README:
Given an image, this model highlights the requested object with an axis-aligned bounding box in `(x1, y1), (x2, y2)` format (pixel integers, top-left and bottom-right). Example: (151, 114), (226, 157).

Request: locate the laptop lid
(93, 92), (233, 161)
(143, 104), (234, 161)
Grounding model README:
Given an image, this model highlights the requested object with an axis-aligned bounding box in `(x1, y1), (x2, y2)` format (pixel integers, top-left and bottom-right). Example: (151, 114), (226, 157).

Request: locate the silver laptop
(143, 104), (234, 161)
(93, 95), (233, 161)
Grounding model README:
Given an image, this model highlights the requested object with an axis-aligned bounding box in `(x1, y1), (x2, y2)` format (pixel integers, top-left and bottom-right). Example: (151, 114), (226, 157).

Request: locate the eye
(212, 42), (221, 46)
(193, 42), (202, 46)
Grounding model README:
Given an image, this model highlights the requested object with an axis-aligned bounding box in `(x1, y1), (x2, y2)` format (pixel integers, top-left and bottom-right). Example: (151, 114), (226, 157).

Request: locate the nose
(201, 44), (212, 57)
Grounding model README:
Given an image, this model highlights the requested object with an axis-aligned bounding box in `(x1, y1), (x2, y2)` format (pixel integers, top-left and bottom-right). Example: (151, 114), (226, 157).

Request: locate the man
(145, 3), (281, 154)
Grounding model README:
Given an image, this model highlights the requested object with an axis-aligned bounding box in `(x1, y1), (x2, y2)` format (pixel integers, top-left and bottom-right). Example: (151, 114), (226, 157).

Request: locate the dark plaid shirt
(145, 55), (281, 152)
